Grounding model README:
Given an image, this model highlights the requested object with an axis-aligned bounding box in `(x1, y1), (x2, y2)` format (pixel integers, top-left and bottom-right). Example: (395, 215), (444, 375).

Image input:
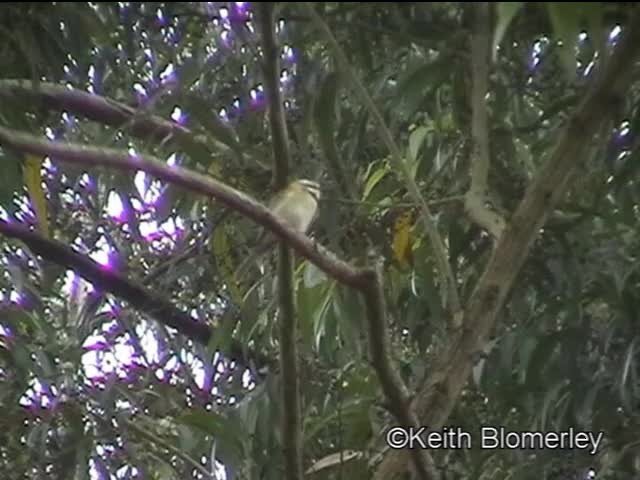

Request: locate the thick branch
(257, 3), (304, 480)
(363, 265), (440, 480)
(0, 220), (268, 370)
(0, 79), (238, 155)
(0, 126), (369, 289)
(373, 11), (640, 479)
(302, 3), (462, 317)
(465, 2), (506, 240)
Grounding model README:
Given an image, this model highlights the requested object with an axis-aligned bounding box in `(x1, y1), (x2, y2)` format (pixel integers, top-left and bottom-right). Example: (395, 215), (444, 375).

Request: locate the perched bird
(236, 178), (321, 277)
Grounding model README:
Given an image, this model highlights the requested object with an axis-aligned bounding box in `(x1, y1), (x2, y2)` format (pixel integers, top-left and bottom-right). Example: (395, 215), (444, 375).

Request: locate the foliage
(1, 2), (640, 480)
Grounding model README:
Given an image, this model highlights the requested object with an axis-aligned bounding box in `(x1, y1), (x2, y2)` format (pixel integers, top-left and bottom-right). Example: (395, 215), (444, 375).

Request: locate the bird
(235, 178), (321, 278)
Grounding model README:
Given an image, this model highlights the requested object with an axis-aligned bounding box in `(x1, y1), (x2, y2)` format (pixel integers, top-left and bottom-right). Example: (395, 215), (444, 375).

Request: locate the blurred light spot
(182, 351), (206, 390)
(159, 63), (176, 84)
(584, 60), (595, 77)
(133, 82), (148, 100)
(130, 197), (144, 212)
(139, 326), (161, 364)
(170, 106), (185, 123)
(42, 157), (55, 174)
(9, 291), (22, 305)
(139, 219), (159, 239)
(0, 323), (14, 339)
(83, 334), (110, 352)
(106, 191), (125, 221)
(219, 7), (229, 19)
(79, 173), (95, 191)
(620, 125), (630, 137)
(609, 25), (621, 41)
(90, 237), (113, 268)
(19, 378), (58, 410)
(135, 171), (162, 205)
(283, 44), (294, 60)
(62, 111), (74, 126)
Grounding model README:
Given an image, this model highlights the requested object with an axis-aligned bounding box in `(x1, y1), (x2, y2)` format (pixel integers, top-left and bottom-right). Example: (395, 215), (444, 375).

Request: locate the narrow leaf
(362, 164), (389, 200)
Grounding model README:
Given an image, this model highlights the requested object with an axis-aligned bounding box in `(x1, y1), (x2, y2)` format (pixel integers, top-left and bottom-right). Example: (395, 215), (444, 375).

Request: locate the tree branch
(257, 3), (304, 480)
(363, 264), (440, 480)
(0, 219), (269, 371)
(302, 3), (462, 318)
(0, 126), (369, 289)
(373, 10), (640, 479)
(464, 2), (506, 241)
(0, 79), (239, 156)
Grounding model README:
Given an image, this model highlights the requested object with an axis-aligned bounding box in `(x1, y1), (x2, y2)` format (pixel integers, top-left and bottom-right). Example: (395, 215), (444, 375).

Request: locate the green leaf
(408, 126), (429, 163)
(313, 283), (336, 352)
(393, 56), (452, 118)
(538, 381), (568, 429)
(517, 335), (538, 384)
(492, 3), (524, 61)
(177, 411), (244, 470)
(362, 164), (390, 200)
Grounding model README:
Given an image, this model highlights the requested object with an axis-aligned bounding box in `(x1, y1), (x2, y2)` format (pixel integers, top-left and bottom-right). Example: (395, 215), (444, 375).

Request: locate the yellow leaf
(23, 154), (49, 238)
(392, 209), (415, 269)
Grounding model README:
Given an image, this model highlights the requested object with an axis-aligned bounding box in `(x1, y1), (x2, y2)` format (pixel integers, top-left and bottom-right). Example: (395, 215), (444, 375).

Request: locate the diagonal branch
(301, 3), (462, 318)
(0, 219), (269, 371)
(363, 264), (441, 480)
(464, 2), (506, 240)
(0, 126), (368, 289)
(373, 10), (640, 479)
(0, 79), (239, 156)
